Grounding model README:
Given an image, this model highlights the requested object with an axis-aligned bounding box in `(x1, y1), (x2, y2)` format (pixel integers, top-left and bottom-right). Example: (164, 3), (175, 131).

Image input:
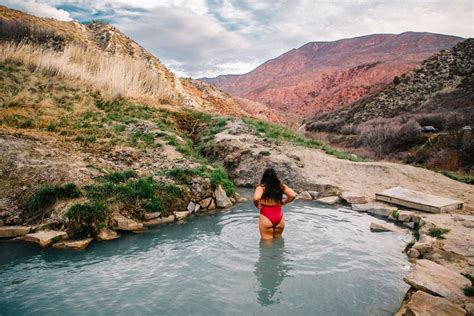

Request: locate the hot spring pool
(0, 196), (410, 315)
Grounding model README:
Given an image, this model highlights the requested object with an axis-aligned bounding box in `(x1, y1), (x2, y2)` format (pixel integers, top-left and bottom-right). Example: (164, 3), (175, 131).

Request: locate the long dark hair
(260, 168), (283, 203)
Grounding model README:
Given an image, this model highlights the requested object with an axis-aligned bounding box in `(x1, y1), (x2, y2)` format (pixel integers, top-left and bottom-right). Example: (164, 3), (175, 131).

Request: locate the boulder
(465, 303), (473, 316)
(112, 213), (143, 231)
(214, 185), (233, 208)
(370, 222), (396, 232)
(52, 238), (93, 250)
(308, 191), (319, 199)
(407, 248), (421, 258)
(405, 291), (467, 316)
(317, 196), (340, 205)
(175, 211), (190, 221)
(403, 259), (471, 302)
(0, 226), (31, 238)
(144, 212), (161, 220)
(199, 197), (213, 209)
(236, 195), (248, 203)
(398, 211), (414, 222)
(341, 192), (367, 204)
(194, 204), (201, 213)
(24, 230), (68, 247)
(208, 199), (217, 210)
(297, 191), (313, 200)
(230, 197), (236, 204)
(352, 202), (397, 217)
(96, 228), (120, 241)
(413, 241), (433, 256)
(187, 201), (197, 213)
(143, 214), (175, 226)
(403, 222), (416, 229)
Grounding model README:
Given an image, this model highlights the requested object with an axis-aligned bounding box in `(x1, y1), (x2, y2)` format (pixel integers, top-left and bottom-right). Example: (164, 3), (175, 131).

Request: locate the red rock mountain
(202, 32), (463, 117)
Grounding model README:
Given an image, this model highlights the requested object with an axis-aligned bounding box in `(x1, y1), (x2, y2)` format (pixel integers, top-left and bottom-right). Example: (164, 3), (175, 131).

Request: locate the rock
(187, 201), (196, 213)
(297, 191), (313, 200)
(352, 202), (396, 217)
(208, 199), (217, 210)
(403, 222), (416, 229)
(52, 238), (93, 250)
(370, 222), (397, 232)
(341, 192), (367, 204)
(236, 195), (248, 203)
(413, 242), (433, 256)
(175, 211), (190, 221)
(144, 212), (161, 220)
(112, 213), (143, 231)
(24, 230), (68, 247)
(408, 248), (421, 258)
(465, 303), (473, 316)
(143, 214), (175, 226)
(308, 191), (319, 199)
(199, 197), (213, 209)
(214, 185), (232, 208)
(405, 291), (467, 316)
(0, 220), (3, 226)
(0, 226), (31, 238)
(398, 211), (414, 222)
(194, 204), (201, 213)
(317, 196), (340, 205)
(96, 228), (120, 241)
(403, 259), (471, 302)
(230, 197), (236, 204)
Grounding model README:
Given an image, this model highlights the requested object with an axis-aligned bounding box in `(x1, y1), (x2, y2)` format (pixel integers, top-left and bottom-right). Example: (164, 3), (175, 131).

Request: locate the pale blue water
(0, 197), (410, 315)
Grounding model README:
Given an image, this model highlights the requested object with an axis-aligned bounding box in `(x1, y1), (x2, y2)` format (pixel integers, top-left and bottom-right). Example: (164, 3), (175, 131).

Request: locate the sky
(3, 0), (473, 78)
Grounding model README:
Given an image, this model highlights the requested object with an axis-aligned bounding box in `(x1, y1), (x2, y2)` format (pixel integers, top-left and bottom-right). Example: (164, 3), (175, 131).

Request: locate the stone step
(52, 238), (93, 250)
(24, 230), (68, 247)
(0, 226), (31, 238)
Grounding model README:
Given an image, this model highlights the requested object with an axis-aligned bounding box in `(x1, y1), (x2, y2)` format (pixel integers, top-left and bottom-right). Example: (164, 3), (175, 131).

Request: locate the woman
(253, 168), (296, 239)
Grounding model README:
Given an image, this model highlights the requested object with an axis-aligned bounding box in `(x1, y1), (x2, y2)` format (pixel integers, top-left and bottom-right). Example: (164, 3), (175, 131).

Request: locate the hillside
(202, 32), (463, 117)
(306, 39), (474, 173)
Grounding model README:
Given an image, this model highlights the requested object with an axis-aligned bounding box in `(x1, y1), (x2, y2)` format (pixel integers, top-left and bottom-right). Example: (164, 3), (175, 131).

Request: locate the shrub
(66, 202), (108, 235)
(128, 131), (155, 148)
(116, 177), (156, 201)
(144, 197), (164, 213)
(427, 227), (450, 239)
(47, 122), (57, 132)
(26, 183), (81, 215)
(392, 210), (400, 219)
(210, 167), (235, 195)
(165, 166), (207, 183)
(463, 286), (474, 297)
(259, 150), (271, 156)
(19, 119), (34, 129)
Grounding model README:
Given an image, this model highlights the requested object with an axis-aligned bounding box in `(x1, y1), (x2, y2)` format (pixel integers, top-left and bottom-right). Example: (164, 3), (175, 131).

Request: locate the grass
(439, 170), (474, 185)
(0, 42), (174, 100)
(259, 150), (271, 156)
(210, 167), (236, 195)
(100, 170), (137, 183)
(392, 210), (400, 220)
(427, 227), (450, 239)
(66, 201), (108, 235)
(26, 183), (81, 215)
(242, 118), (366, 162)
(463, 286), (474, 297)
(128, 131), (155, 148)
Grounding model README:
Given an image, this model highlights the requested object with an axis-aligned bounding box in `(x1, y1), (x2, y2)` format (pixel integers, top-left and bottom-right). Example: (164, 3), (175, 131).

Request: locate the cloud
(3, 0), (473, 77)
(3, 0), (72, 20)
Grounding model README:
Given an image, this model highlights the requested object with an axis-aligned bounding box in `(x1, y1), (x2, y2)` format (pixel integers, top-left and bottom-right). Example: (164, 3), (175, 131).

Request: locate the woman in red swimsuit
(253, 168), (296, 240)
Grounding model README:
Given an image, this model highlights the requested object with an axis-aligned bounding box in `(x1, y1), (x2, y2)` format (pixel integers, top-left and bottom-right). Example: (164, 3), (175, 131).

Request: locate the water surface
(0, 197), (410, 315)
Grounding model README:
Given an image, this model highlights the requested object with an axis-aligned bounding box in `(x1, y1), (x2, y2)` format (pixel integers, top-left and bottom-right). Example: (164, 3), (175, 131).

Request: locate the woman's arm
(281, 183), (296, 205)
(253, 185), (264, 209)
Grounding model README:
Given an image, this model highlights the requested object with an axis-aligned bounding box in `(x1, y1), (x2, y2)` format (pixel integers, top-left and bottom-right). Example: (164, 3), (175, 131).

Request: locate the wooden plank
(375, 187), (463, 213)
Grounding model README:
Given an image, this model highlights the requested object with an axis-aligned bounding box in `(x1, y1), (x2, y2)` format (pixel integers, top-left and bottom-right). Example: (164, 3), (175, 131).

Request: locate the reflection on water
(254, 238), (291, 306)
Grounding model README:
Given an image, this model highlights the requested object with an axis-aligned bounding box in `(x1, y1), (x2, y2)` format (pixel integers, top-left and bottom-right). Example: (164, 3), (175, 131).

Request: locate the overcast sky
(3, 0), (473, 78)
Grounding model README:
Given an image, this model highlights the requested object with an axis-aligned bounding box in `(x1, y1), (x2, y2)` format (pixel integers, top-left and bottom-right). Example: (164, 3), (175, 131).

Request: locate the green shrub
(113, 124), (126, 133)
(84, 182), (117, 200)
(427, 227), (450, 239)
(259, 150), (271, 156)
(66, 201), (108, 235)
(144, 197), (164, 213)
(440, 170), (474, 185)
(128, 131), (155, 148)
(19, 118), (34, 129)
(26, 183), (81, 215)
(392, 210), (400, 219)
(165, 166), (206, 183)
(210, 167), (235, 195)
(116, 177), (156, 201)
(47, 122), (57, 132)
(75, 135), (97, 143)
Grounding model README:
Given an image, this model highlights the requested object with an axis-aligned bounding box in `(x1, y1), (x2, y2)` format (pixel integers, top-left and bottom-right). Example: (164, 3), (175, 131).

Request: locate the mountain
(202, 32), (464, 117)
(305, 39), (474, 172)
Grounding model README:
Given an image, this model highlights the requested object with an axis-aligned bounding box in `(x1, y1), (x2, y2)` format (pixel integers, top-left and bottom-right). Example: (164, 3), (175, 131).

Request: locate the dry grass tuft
(0, 42), (176, 101)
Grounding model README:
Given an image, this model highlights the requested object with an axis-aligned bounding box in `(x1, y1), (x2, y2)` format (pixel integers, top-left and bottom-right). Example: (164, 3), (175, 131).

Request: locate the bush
(26, 183), (81, 215)
(427, 227), (450, 239)
(144, 197), (164, 213)
(463, 286), (474, 297)
(259, 150), (271, 156)
(210, 167), (235, 196)
(66, 202), (108, 235)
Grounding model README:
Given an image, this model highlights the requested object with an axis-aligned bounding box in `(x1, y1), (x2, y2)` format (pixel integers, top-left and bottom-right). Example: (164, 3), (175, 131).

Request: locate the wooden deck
(375, 187), (463, 213)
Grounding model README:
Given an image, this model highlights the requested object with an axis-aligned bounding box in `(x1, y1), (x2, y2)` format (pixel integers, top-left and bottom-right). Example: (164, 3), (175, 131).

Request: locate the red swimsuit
(260, 204), (283, 227)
